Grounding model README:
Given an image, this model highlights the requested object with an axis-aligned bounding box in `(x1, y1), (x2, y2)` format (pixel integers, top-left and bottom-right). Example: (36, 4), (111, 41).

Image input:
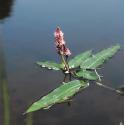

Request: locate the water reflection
(0, 0), (14, 21)
(0, 34), (33, 125)
(25, 113), (33, 125)
(0, 0), (34, 121)
(0, 37), (10, 125)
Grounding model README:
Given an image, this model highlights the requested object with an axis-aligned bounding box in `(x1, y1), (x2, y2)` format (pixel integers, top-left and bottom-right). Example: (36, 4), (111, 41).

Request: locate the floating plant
(25, 27), (123, 114)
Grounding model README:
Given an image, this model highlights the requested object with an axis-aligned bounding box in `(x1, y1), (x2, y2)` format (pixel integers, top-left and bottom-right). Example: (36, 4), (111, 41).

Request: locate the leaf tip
(113, 44), (120, 49)
(22, 111), (27, 115)
(36, 61), (41, 65)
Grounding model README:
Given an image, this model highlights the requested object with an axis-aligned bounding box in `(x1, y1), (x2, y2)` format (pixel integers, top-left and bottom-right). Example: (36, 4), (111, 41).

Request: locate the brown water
(0, 0), (124, 125)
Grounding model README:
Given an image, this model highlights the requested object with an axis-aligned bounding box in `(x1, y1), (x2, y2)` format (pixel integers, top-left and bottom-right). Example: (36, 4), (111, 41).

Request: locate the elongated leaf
(76, 70), (98, 80)
(26, 80), (89, 113)
(68, 50), (92, 68)
(80, 45), (120, 69)
(36, 61), (61, 70)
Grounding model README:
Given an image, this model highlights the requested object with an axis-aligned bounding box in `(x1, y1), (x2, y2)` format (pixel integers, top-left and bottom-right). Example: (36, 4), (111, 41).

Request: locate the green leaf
(80, 44), (120, 69)
(76, 70), (98, 80)
(25, 80), (89, 113)
(68, 50), (92, 68)
(36, 61), (62, 70)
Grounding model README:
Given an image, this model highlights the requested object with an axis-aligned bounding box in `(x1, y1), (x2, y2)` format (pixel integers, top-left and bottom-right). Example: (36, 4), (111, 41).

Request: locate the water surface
(0, 0), (124, 125)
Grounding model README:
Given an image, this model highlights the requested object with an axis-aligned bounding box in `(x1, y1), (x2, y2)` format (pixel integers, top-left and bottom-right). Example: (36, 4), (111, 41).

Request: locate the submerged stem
(96, 82), (124, 95)
(63, 74), (67, 82)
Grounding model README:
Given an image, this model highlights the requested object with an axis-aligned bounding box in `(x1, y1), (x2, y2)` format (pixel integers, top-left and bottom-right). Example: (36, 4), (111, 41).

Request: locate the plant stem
(60, 54), (69, 72)
(96, 82), (124, 95)
(63, 74), (67, 82)
(95, 69), (101, 81)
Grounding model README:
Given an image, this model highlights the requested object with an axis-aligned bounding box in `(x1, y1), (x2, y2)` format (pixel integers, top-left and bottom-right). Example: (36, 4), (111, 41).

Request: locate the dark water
(0, 0), (124, 125)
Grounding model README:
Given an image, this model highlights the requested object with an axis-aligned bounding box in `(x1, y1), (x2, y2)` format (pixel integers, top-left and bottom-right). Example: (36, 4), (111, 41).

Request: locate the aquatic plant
(25, 27), (123, 114)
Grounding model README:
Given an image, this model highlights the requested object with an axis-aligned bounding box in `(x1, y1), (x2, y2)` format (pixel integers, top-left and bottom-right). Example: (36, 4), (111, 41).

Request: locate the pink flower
(64, 48), (71, 56)
(54, 27), (64, 38)
(54, 27), (65, 46)
(54, 26), (71, 56)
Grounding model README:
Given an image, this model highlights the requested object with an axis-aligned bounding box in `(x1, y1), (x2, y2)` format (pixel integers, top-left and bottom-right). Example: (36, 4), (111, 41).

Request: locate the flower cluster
(54, 27), (71, 56)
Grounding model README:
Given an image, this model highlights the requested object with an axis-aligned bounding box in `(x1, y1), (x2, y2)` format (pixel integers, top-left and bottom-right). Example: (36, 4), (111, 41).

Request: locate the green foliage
(68, 50), (92, 68)
(80, 45), (120, 69)
(26, 80), (89, 113)
(26, 44), (121, 114)
(76, 70), (98, 80)
(36, 61), (61, 70)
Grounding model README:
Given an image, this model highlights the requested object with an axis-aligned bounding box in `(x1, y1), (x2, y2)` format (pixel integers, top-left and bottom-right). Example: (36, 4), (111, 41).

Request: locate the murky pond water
(0, 0), (124, 125)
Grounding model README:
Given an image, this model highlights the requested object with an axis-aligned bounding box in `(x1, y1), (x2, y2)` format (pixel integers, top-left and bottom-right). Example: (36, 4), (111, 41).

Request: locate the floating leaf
(80, 45), (120, 69)
(68, 50), (92, 68)
(36, 61), (62, 70)
(76, 70), (98, 80)
(26, 80), (89, 113)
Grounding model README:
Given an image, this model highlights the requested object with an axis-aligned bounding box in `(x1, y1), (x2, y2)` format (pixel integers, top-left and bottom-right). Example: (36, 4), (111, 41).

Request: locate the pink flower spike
(54, 26), (71, 56)
(54, 27), (64, 38)
(64, 48), (71, 56)
(54, 27), (65, 46)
